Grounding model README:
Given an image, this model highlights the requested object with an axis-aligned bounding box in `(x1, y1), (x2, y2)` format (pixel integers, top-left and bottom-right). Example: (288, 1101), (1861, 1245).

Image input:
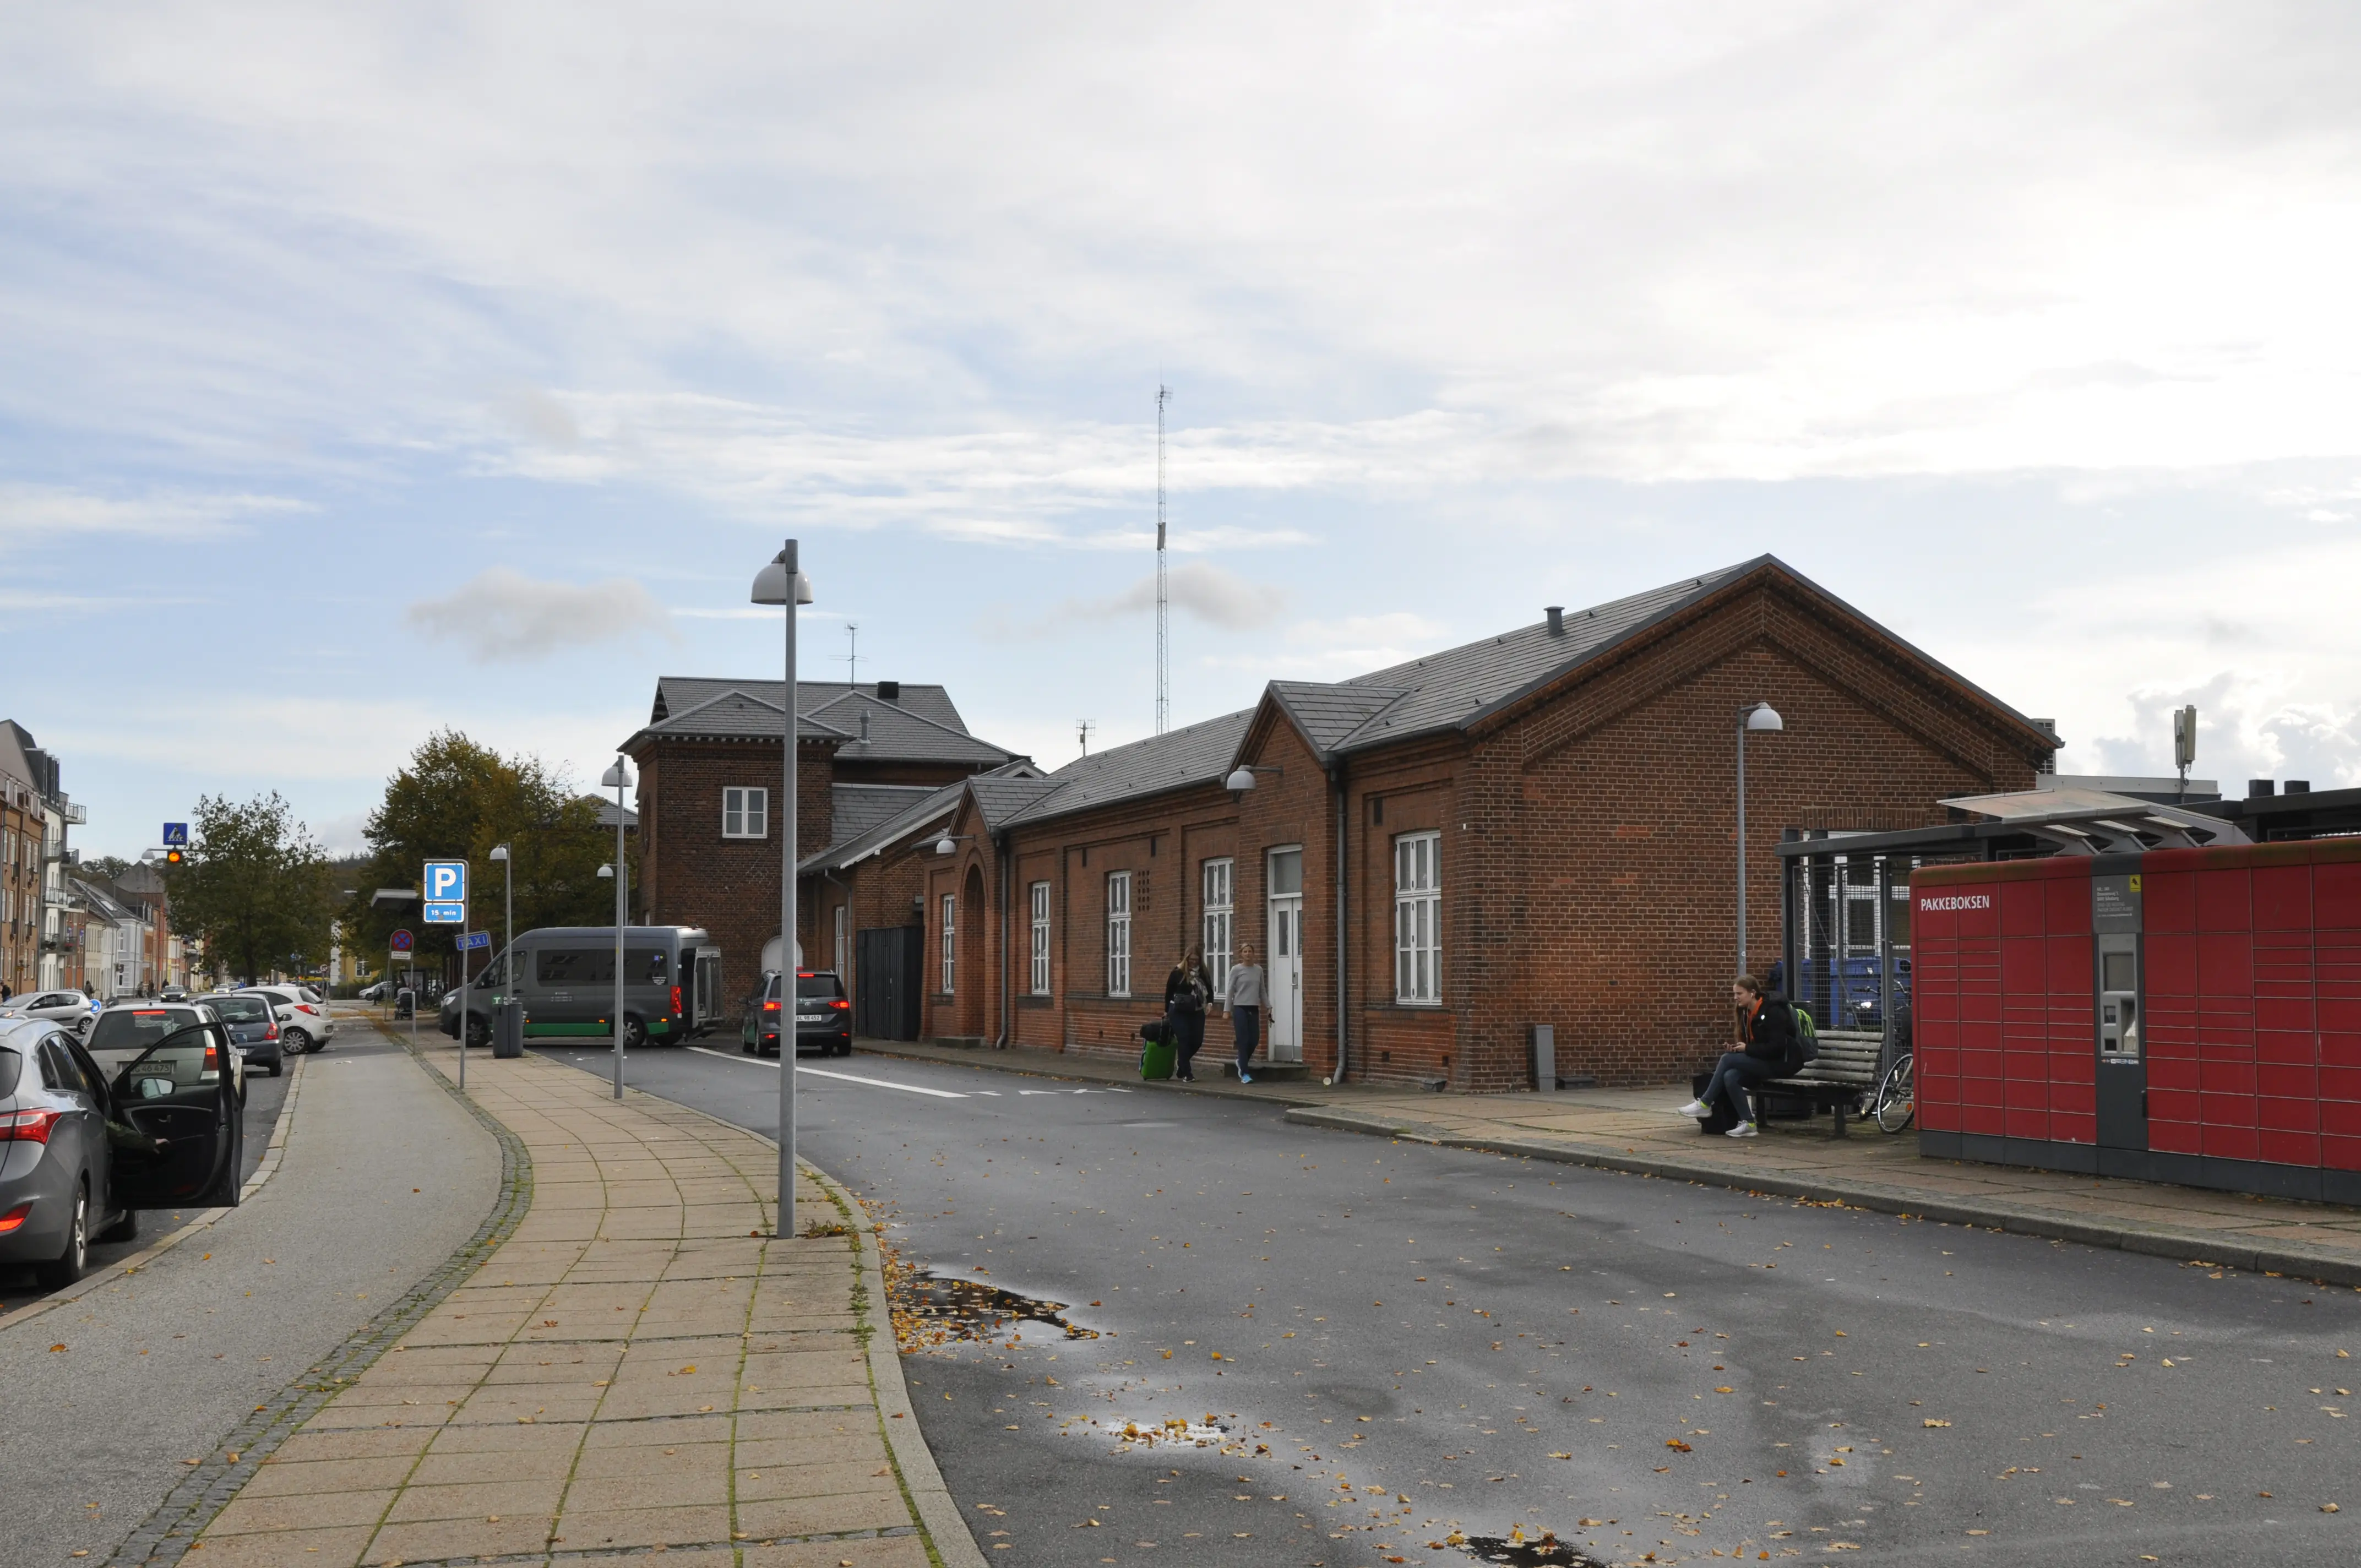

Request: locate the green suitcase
(1139, 1036), (1177, 1080)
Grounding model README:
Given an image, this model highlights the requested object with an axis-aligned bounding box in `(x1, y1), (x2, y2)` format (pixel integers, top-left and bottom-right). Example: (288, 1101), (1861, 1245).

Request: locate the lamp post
(751, 540), (813, 1233)
(488, 843), (512, 968)
(599, 759), (634, 1099)
(1736, 702), (1785, 977)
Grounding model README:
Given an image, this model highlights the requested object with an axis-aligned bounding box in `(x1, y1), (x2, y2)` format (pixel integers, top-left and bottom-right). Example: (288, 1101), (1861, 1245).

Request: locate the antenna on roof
(837, 622), (859, 689)
(1078, 718), (1095, 757)
(1155, 383), (1171, 735)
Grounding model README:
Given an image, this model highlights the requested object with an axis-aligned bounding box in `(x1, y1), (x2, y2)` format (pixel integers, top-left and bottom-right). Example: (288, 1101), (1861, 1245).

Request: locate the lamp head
(1745, 703), (1784, 733)
(601, 758), (637, 790)
(597, 864), (614, 880)
(750, 552), (817, 606)
(1225, 767), (1258, 793)
(935, 835), (956, 857)
(488, 843), (509, 862)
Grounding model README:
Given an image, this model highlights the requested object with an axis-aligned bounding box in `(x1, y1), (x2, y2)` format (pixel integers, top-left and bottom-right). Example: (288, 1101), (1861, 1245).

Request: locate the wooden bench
(1756, 1028), (1884, 1136)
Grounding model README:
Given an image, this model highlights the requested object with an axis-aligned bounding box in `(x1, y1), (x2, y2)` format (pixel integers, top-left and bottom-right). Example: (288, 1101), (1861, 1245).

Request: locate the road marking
(684, 1046), (969, 1099)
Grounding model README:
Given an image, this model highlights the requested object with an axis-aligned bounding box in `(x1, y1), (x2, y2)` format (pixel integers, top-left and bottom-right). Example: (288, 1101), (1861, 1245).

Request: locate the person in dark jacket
(1163, 948), (1210, 1081)
(1677, 974), (1797, 1138)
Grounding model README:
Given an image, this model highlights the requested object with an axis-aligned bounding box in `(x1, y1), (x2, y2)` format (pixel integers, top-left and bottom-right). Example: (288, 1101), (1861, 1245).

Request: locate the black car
(741, 970), (852, 1057)
(197, 992), (286, 1076)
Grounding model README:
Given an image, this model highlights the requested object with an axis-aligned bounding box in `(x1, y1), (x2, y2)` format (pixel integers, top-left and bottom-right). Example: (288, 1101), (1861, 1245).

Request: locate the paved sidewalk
(189, 1030), (978, 1568)
(855, 1036), (2361, 1286)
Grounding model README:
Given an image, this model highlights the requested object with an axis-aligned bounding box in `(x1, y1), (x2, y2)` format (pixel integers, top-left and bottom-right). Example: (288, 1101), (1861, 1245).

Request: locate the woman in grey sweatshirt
(1225, 944), (1266, 1083)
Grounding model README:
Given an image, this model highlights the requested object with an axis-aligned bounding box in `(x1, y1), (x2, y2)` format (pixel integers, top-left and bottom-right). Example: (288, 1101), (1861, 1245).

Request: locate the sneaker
(1675, 1099), (1712, 1118)
(1239, 1072), (1254, 1085)
(1726, 1120), (1759, 1139)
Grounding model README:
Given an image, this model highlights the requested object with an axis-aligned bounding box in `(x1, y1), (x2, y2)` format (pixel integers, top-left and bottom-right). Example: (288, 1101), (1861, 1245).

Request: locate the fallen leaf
(1924, 1419), (1952, 1428)
(48, 1344), (66, 1353)
(1666, 1440), (1693, 1452)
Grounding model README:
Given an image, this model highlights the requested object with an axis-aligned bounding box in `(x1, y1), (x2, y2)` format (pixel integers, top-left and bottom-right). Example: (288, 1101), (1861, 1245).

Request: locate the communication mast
(839, 623), (859, 689)
(1155, 383), (1171, 734)
(1078, 718), (1096, 757)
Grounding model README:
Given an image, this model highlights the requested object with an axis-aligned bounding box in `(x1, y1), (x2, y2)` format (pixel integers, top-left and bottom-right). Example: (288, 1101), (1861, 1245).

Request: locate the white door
(1267, 847), (1304, 1063)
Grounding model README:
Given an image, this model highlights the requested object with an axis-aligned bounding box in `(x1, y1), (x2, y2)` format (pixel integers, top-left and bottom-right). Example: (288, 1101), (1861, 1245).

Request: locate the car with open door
(0, 1017), (139, 1287)
(102, 1016), (244, 1221)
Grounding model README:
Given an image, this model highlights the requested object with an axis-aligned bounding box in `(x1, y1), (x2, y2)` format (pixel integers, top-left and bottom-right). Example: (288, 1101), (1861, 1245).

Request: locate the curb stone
(0, 1053), (310, 1338)
(1284, 1104), (2361, 1288)
(102, 1023), (532, 1568)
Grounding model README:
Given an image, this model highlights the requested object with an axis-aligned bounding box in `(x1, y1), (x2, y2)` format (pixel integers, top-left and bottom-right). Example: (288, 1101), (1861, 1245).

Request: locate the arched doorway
(958, 863), (988, 1038)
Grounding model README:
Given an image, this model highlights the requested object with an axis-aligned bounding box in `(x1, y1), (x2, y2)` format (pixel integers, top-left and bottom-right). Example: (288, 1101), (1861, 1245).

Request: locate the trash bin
(494, 998), (525, 1059)
(394, 987), (415, 1021)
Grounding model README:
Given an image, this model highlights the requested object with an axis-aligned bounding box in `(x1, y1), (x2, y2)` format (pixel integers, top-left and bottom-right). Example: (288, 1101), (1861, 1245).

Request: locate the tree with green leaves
(342, 731), (628, 965)
(165, 793), (335, 985)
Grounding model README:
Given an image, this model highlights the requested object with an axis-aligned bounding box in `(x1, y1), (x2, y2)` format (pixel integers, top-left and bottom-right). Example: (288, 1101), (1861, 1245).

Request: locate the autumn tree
(165, 793), (335, 984)
(342, 731), (628, 961)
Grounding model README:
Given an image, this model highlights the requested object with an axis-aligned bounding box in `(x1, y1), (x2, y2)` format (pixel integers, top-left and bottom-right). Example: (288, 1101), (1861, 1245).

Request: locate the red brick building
(823, 558), (2054, 1088)
(621, 678), (1024, 1013)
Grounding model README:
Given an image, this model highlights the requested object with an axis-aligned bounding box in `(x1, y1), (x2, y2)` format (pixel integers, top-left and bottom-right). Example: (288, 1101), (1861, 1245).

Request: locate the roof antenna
(1078, 718), (1095, 758)
(1155, 382), (1171, 734)
(837, 622), (859, 689)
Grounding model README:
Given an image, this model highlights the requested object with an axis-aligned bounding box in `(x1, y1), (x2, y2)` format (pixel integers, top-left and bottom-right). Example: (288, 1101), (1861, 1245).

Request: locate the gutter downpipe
(1331, 761), (1348, 1085)
(820, 867), (849, 975)
(995, 830), (1011, 1049)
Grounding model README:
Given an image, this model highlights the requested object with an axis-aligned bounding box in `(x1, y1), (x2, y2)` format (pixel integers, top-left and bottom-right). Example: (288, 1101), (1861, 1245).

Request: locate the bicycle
(1870, 1050), (1914, 1133)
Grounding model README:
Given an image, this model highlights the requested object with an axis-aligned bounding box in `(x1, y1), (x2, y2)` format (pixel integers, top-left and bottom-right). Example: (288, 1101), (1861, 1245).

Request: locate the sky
(6, 2), (2361, 858)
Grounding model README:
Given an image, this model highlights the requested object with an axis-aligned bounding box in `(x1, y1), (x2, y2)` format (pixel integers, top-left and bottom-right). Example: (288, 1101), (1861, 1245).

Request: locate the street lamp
(488, 844), (512, 973)
(600, 760), (635, 1101)
(1736, 701), (1784, 976)
(752, 540), (813, 1234)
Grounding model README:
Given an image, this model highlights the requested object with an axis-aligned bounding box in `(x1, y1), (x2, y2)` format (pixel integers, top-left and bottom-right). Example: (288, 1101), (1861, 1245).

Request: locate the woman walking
(1225, 941), (1266, 1084)
(1163, 946), (1210, 1081)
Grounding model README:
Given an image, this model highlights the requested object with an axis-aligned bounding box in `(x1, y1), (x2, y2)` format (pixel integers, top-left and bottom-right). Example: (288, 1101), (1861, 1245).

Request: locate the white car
(242, 984), (336, 1055)
(0, 989), (97, 1033)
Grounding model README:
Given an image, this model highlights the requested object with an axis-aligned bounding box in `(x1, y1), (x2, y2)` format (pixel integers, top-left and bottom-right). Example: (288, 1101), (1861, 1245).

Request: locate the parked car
(86, 1001), (245, 1105)
(357, 981), (389, 1003)
(197, 992), (285, 1077)
(241, 984), (335, 1055)
(0, 989), (99, 1035)
(439, 925), (723, 1049)
(1, 1012), (242, 1288)
(741, 970), (852, 1058)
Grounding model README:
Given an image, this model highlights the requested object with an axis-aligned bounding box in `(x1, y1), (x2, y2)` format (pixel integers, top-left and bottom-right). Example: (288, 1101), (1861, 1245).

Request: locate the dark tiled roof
(831, 783), (944, 841)
(1000, 710), (1256, 829)
(632, 678), (1015, 765)
(652, 677), (969, 733)
(1267, 682), (1408, 754)
(800, 761), (1050, 875)
(967, 772), (1064, 832)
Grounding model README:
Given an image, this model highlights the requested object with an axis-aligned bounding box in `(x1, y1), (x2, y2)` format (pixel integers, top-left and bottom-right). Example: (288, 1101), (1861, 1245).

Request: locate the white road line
(683, 1045), (969, 1099)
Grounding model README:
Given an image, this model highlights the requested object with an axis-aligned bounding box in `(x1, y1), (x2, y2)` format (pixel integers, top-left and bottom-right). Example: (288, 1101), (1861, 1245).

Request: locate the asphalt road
(0, 1050), (295, 1311)
(0, 1020), (501, 1566)
(537, 1040), (2361, 1568)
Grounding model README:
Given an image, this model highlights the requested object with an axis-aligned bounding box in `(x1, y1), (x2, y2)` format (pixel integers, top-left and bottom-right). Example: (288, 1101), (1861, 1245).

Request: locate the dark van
(440, 926), (723, 1048)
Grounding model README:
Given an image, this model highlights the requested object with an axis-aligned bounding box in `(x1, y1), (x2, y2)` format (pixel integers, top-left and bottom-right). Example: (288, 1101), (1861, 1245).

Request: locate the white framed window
(1106, 871), (1132, 997)
(1394, 830), (1441, 1004)
(722, 786), (769, 839)
(1201, 858), (1233, 992)
(1030, 881), (1052, 995)
(940, 892), (956, 993)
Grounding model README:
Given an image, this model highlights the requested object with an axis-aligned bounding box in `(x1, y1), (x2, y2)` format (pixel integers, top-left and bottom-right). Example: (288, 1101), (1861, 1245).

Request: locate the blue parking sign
(423, 859), (467, 903)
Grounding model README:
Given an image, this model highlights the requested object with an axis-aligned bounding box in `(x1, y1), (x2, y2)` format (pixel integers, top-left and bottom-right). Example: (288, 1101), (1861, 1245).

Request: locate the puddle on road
(889, 1268), (1100, 1352)
(1453, 1531), (1605, 1566)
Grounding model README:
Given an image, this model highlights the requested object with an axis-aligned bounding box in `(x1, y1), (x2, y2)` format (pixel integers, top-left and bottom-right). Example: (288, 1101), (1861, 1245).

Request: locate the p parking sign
(423, 859), (468, 924)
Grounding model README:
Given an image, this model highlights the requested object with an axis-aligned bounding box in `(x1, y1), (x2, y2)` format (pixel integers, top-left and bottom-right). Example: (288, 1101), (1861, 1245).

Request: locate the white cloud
(0, 484), (307, 542)
(979, 560), (1285, 640)
(406, 568), (674, 662)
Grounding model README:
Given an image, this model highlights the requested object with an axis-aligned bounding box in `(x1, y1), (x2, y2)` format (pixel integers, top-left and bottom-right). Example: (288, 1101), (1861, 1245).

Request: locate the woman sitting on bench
(1678, 974), (1800, 1139)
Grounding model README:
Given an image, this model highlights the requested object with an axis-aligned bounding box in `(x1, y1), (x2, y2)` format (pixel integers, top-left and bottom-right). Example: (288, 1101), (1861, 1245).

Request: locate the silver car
(0, 1012), (245, 1289)
(0, 1019), (134, 1287)
(0, 989), (97, 1035)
